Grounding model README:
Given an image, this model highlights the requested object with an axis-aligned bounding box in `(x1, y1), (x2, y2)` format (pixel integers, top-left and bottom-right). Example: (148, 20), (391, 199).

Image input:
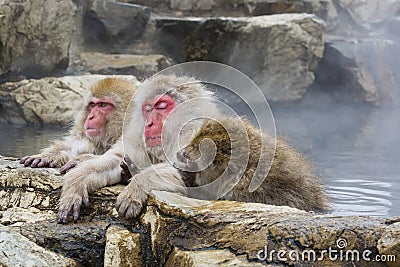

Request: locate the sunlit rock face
(0, 156), (399, 266)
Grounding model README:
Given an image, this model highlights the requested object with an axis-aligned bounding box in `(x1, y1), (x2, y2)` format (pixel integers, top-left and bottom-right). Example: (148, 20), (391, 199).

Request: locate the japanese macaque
(19, 78), (137, 174)
(117, 75), (328, 215)
(176, 118), (329, 212)
(57, 75), (211, 223)
(57, 74), (328, 224)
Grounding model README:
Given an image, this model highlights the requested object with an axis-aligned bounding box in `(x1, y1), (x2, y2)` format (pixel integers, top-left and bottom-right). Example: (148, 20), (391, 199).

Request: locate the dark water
(0, 106), (399, 217)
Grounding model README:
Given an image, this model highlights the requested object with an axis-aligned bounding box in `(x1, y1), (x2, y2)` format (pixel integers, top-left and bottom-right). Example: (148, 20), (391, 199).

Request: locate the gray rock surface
(0, 75), (139, 125)
(83, 0), (150, 46)
(153, 14), (325, 102)
(71, 52), (171, 78)
(0, 0), (76, 79)
(0, 225), (77, 267)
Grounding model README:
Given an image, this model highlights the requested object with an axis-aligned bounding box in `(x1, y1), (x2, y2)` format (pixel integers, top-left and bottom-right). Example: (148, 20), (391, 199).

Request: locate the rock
(104, 225), (143, 267)
(0, 225), (78, 267)
(83, 0), (150, 47)
(0, 74), (139, 125)
(154, 14), (325, 102)
(141, 190), (389, 266)
(0, 156), (123, 219)
(19, 220), (112, 266)
(0, 157), (398, 266)
(125, 0), (335, 18)
(335, 0), (400, 32)
(71, 52), (171, 78)
(0, 207), (55, 227)
(311, 37), (400, 105)
(0, 0), (76, 80)
(165, 247), (266, 266)
(0, 156), (126, 266)
(377, 222), (400, 267)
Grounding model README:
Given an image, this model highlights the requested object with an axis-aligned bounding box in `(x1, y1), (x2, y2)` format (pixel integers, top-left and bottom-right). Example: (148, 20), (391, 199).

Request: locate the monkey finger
(20, 156), (30, 164)
(30, 158), (42, 167)
(116, 200), (129, 218)
(49, 161), (56, 168)
(60, 161), (77, 174)
(37, 158), (49, 168)
(72, 202), (82, 222)
(125, 205), (135, 219)
(82, 196), (90, 206)
(57, 210), (71, 224)
(22, 157), (34, 166)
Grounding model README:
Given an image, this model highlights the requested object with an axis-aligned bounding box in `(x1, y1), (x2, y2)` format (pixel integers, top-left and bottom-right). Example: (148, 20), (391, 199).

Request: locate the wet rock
(0, 0), (76, 80)
(104, 225), (143, 267)
(19, 220), (111, 266)
(154, 14), (325, 102)
(0, 225), (78, 267)
(83, 0), (150, 47)
(72, 52), (171, 78)
(377, 222), (400, 267)
(0, 74), (139, 125)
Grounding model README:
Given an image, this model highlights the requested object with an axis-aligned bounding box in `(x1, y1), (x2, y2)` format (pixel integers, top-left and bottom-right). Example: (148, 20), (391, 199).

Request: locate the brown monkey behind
(178, 117), (329, 212)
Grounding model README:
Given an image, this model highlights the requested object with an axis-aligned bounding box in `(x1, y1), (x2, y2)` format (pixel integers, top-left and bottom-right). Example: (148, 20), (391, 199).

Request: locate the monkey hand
(120, 154), (139, 185)
(60, 161), (77, 174)
(57, 178), (90, 224)
(115, 180), (148, 219)
(20, 155), (57, 168)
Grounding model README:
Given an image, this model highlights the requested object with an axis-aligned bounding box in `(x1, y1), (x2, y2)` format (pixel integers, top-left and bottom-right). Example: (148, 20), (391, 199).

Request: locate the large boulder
(152, 14), (325, 102)
(0, 0), (76, 80)
(82, 0), (150, 47)
(0, 75), (139, 125)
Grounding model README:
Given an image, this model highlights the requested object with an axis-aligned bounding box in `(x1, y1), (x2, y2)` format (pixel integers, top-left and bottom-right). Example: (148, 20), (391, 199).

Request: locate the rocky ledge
(0, 156), (399, 266)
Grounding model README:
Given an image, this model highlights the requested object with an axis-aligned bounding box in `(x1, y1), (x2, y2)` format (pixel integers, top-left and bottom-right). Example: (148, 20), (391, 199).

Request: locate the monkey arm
(57, 147), (123, 224)
(116, 162), (187, 219)
(20, 136), (92, 168)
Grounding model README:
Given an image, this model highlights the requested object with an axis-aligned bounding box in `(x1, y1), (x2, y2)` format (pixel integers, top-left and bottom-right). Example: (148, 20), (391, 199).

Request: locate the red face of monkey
(142, 94), (175, 147)
(85, 97), (114, 137)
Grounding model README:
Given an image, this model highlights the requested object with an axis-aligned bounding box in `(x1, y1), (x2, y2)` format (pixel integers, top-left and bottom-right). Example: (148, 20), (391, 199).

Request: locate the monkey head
(132, 75), (215, 149)
(175, 119), (234, 187)
(77, 78), (137, 147)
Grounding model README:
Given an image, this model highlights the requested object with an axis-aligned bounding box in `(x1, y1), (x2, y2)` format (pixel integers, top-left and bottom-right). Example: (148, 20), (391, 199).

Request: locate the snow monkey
(20, 77), (138, 175)
(57, 75), (213, 223)
(176, 117), (329, 212)
(57, 74), (328, 223)
(116, 76), (328, 218)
